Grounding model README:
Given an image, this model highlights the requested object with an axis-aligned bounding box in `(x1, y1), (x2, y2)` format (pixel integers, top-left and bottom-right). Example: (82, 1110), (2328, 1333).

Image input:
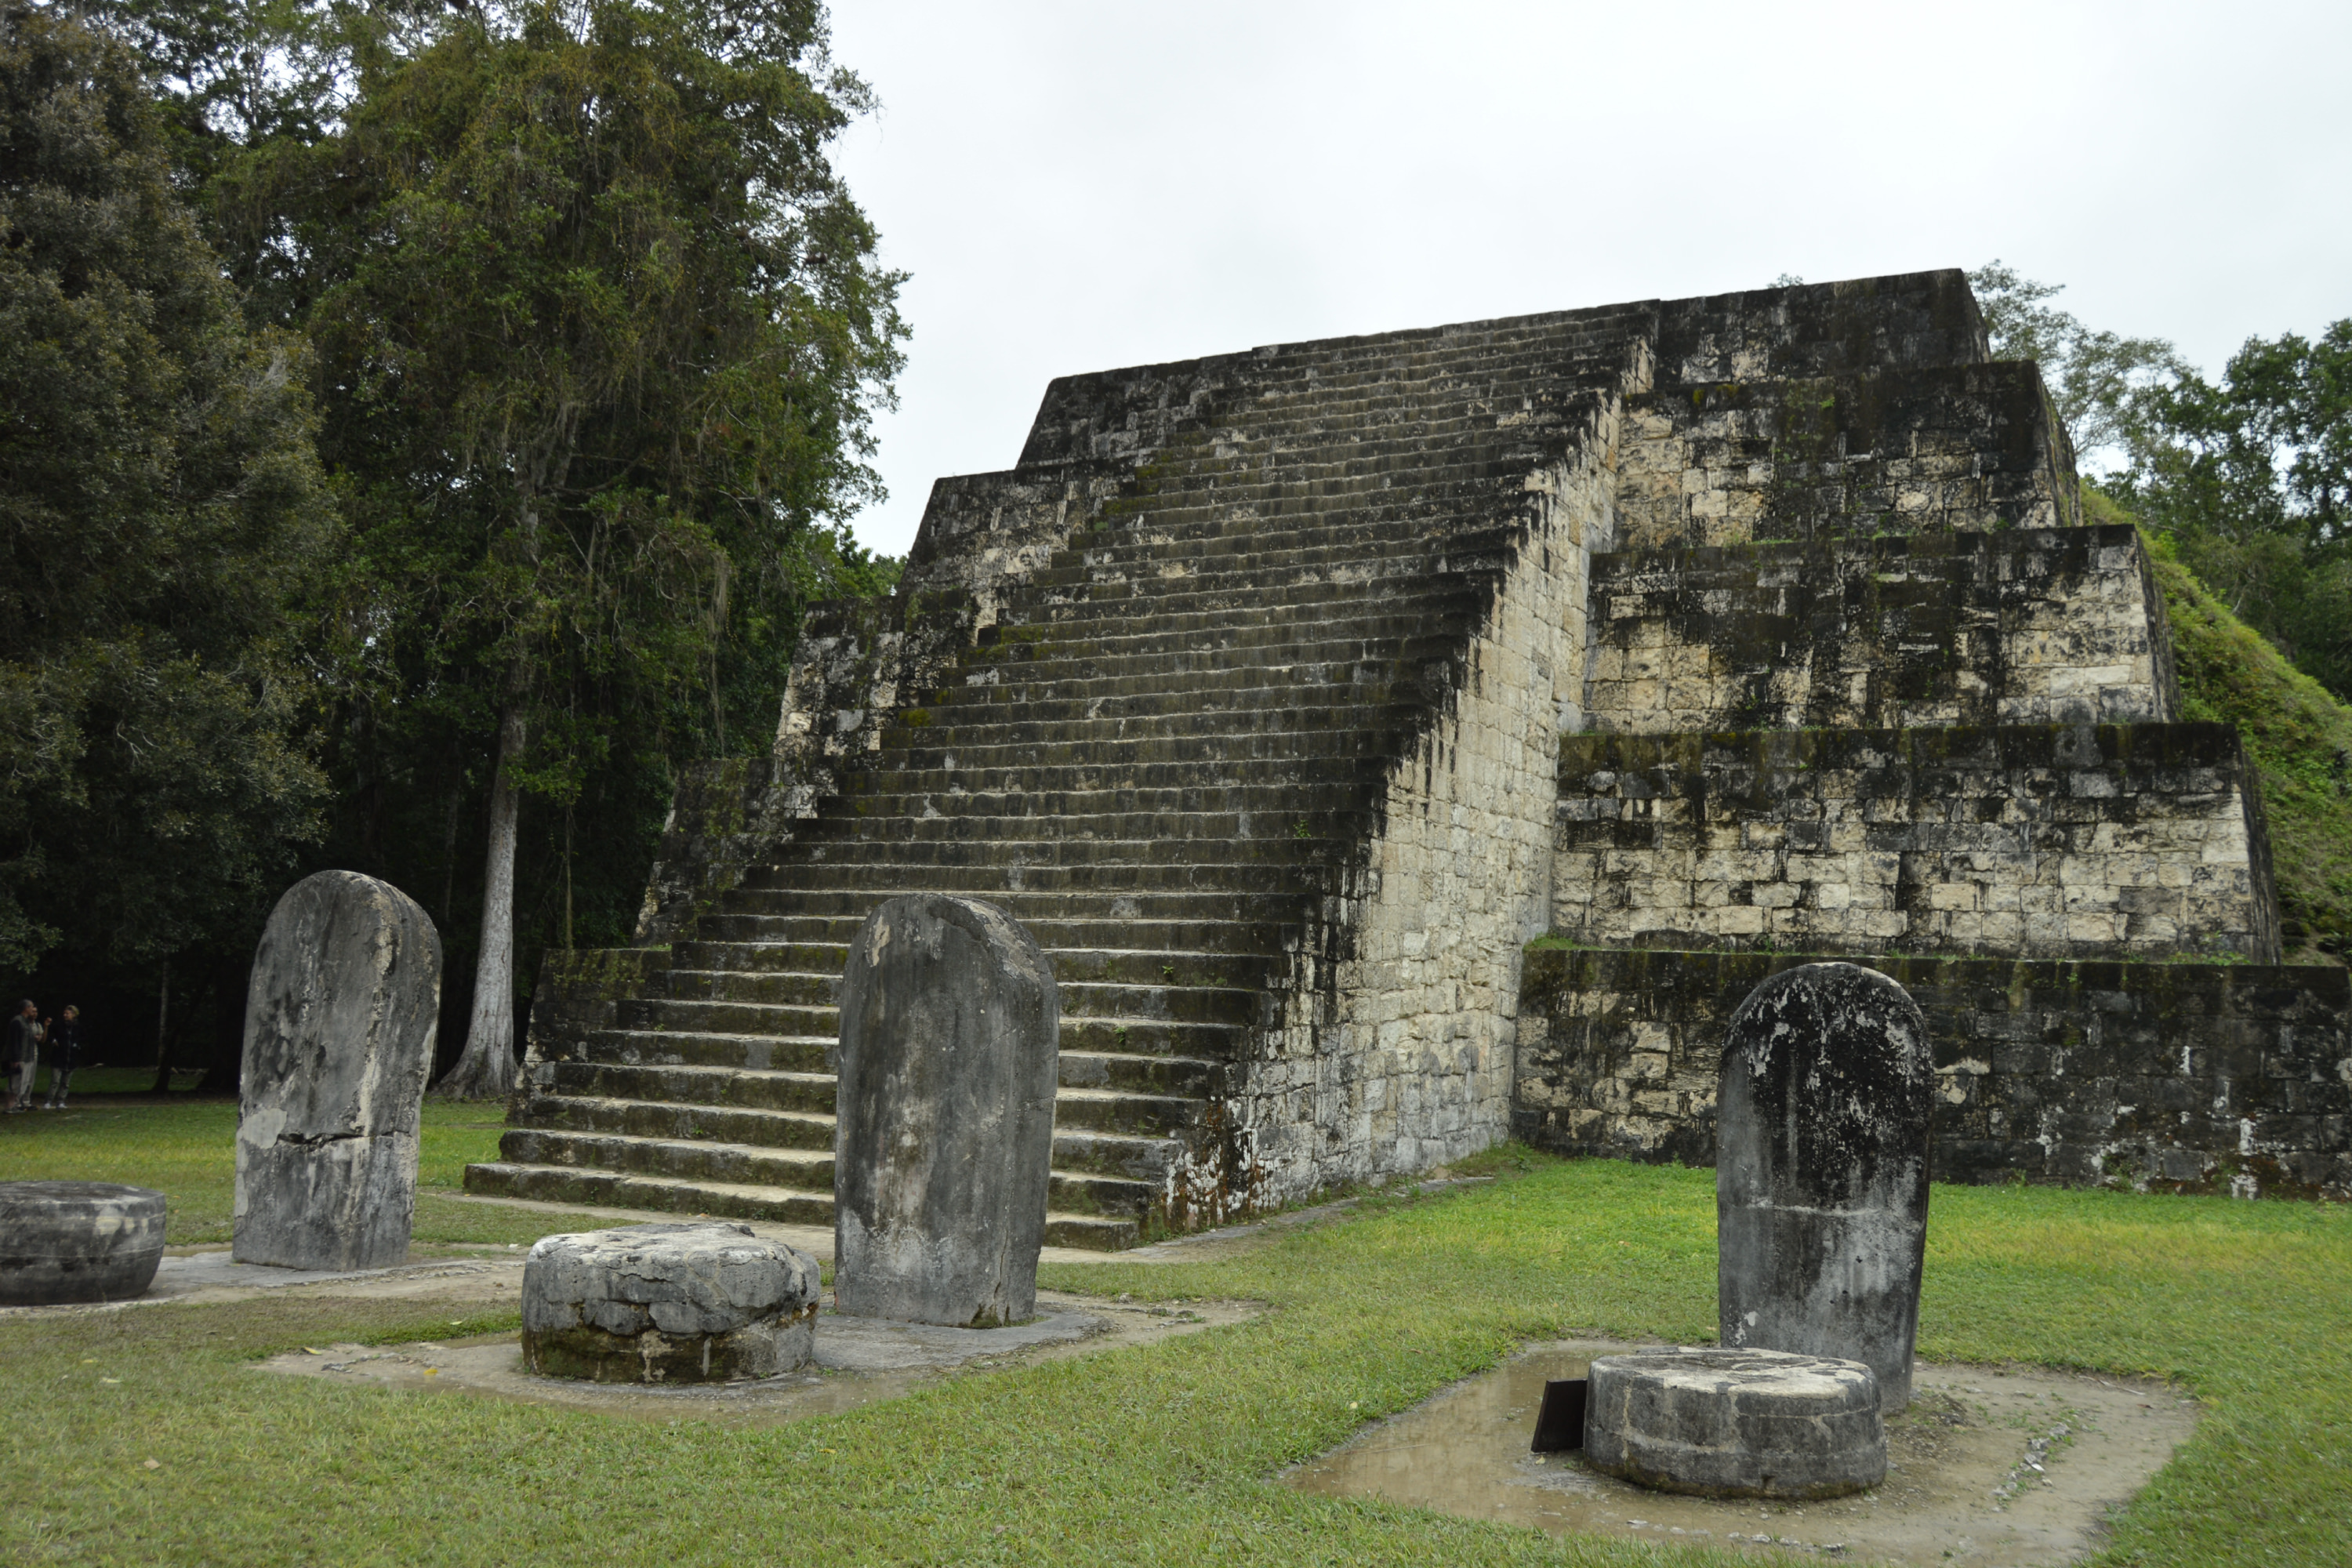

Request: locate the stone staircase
(466, 305), (1659, 1247)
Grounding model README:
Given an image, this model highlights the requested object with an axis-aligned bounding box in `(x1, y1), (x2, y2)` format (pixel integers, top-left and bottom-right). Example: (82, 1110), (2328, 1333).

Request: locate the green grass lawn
(0, 1094), (612, 1247)
(2, 1109), (2346, 1566)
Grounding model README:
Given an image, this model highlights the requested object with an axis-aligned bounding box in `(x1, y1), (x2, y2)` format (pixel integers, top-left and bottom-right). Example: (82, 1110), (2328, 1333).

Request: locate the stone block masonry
(1584, 525), (2181, 734)
(1551, 723), (2281, 962)
(1515, 947), (2352, 1200)
(1613, 365), (2078, 554)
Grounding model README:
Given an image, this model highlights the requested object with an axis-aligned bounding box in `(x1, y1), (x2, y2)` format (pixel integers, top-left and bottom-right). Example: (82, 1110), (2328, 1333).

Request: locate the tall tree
(0, 5), (334, 980)
(274, 0), (903, 1095)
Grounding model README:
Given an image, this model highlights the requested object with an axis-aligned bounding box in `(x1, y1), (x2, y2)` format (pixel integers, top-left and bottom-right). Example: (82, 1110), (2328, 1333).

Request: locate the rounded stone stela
(1584, 1347), (1886, 1500)
(521, 1222), (821, 1385)
(0, 1181), (169, 1306)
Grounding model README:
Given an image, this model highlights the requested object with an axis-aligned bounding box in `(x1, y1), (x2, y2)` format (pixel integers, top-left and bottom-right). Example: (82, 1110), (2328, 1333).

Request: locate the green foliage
(2, 1128), (2350, 1566)
(106, 0), (911, 1067)
(2100, 488), (2352, 960)
(1973, 261), (2352, 707)
(2114, 325), (2352, 700)
(1969, 260), (2190, 463)
(0, 6), (335, 976)
(0, 1095), (608, 1244)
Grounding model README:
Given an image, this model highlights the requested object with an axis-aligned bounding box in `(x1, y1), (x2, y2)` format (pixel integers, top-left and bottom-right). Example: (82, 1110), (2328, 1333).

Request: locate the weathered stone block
(1583, 1348), (1886, 1499)
(0, 1181), (167, 1304)
(1718, 963), (1932, 1410)
(234, 871), (441, 1272)
(522, 1222), (819, 1382)
(834, 894), (1058, 1327)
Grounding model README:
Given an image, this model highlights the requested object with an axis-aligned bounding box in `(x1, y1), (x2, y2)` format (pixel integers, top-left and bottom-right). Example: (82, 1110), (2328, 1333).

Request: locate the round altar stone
(0, 1181), (169, 1305)
(521, 1222), (821, 1383)
(1584, 1347), (1886, 1499)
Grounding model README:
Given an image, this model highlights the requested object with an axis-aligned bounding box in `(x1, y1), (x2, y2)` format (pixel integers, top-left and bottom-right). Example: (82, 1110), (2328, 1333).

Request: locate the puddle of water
(1286, 1342), (2197, 1565)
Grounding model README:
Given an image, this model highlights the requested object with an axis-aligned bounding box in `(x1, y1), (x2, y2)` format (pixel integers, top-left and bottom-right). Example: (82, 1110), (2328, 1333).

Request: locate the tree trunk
(434, 700), (528, 1099)
(147, 960), (172, 1094)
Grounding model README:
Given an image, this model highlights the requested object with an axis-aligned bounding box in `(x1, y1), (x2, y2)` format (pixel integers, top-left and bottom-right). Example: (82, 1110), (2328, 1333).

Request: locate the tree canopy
(1973, 262), (2352, 706)
(0, 5), (334, 975)
(242, 0), (905, 1093)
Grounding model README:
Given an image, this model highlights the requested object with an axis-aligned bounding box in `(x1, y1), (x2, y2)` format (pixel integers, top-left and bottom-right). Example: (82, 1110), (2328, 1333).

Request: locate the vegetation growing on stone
(2107, 488), (2352, 961)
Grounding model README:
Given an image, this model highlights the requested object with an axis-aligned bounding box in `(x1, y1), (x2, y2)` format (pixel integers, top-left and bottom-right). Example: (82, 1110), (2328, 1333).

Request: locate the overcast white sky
(824, 1), (2352, 557)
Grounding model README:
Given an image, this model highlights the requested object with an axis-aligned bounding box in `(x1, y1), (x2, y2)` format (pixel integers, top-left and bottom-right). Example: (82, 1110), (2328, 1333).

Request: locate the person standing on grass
(4, 1000), (41, 1112)
(42, 1006), (83, 1110)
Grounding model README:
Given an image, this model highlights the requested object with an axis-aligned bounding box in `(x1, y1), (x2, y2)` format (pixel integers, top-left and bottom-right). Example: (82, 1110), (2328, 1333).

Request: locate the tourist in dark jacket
(43, 1005), (84, 1109)
(3, 1000), (40, 1112)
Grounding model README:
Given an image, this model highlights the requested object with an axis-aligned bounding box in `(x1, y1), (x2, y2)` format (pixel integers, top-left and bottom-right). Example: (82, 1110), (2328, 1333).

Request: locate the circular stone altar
(1584, 1348), (1886, 1499)
(0, 1181), (169, 1305)
(521, 1222), (821, 1384)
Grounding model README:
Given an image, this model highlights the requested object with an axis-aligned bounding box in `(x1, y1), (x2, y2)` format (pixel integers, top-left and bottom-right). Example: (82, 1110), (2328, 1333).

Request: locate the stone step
(992, 577), (1490, 638)
(743, 858), (1340, 898)
(546, 1049), (1223, 1105)
(770, 837), (1351, 880)
(459, 1163), (1139, 1250)
(788, 807), (1377, 850)
(693, 911), (1300, 957)
(869, 702), (1436, 750)
(1026, 522), (1523, 588)
(1014, 564), (1503, 625)
(953, 631), (1471, 691)
(909, 659), (1456, 717)
(1018, 548), (1513, 607)
(649, 967), (1266, 1026)
(668, 942), (1277, 991)
(966, 602), (1485, 665)
(710, 884), (1317, 926)
(542, 1060), (837, 1114)
(615, 996), (1244, 1058)
(816, 782), (1381, 829)
(877, 727), (1413, 774)
(753, 860), (1345, 893)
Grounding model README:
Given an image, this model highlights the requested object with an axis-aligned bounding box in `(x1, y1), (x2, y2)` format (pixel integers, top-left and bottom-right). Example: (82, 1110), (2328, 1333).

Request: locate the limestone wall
(1584, 525), (2182, 734)
(1551, 722), (2280, 962)
(1515, 946), (2352, 1200)
(1615, 364), (2078, 552)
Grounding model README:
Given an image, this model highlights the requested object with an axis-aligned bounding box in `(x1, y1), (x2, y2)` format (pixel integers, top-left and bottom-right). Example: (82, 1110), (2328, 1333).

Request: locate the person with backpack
(42, 1005), (84, 1109)
(3, 1000), (41, 1112)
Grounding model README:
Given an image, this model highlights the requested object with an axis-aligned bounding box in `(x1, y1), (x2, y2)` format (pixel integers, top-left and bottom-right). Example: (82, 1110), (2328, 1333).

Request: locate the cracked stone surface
(833, 894), (1058, 1327)
(522, 1222), (820, 1382)
(0, 1181), (167, 1305)
(1717, 962), (1932, 1410)
(234, 871), (443, 1272)
(1585, 1347), (1886, 1500)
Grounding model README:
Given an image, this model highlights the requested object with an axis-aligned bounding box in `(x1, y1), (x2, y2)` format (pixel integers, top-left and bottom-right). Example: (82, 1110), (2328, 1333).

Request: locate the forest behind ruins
(3, 1), (2347, 1095)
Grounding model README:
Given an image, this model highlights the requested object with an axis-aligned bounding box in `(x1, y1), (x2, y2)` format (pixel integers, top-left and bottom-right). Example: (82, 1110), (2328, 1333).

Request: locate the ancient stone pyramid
(466, 270), (2350, 1240)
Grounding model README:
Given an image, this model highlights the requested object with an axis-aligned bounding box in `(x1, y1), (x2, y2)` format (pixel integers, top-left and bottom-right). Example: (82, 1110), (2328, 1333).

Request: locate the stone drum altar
(0, 1181), (168, 1305)
(234, 870), (442, 1272)
(834, 894), (1059, 1328)
(522, 1222), (821, 1382)
(1584, 1347), (1886, 1498)
(1716, 962), (1933, 1410)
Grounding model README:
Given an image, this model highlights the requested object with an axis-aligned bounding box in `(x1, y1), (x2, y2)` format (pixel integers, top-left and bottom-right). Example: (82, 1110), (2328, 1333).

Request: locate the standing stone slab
(1718, 962), (1932, 1410)
(234, 871), (442, 1272)
(522, 1223), (820, 1382)
(834, 894), (1058, 1327)
(0, 1182), (168, 1305)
